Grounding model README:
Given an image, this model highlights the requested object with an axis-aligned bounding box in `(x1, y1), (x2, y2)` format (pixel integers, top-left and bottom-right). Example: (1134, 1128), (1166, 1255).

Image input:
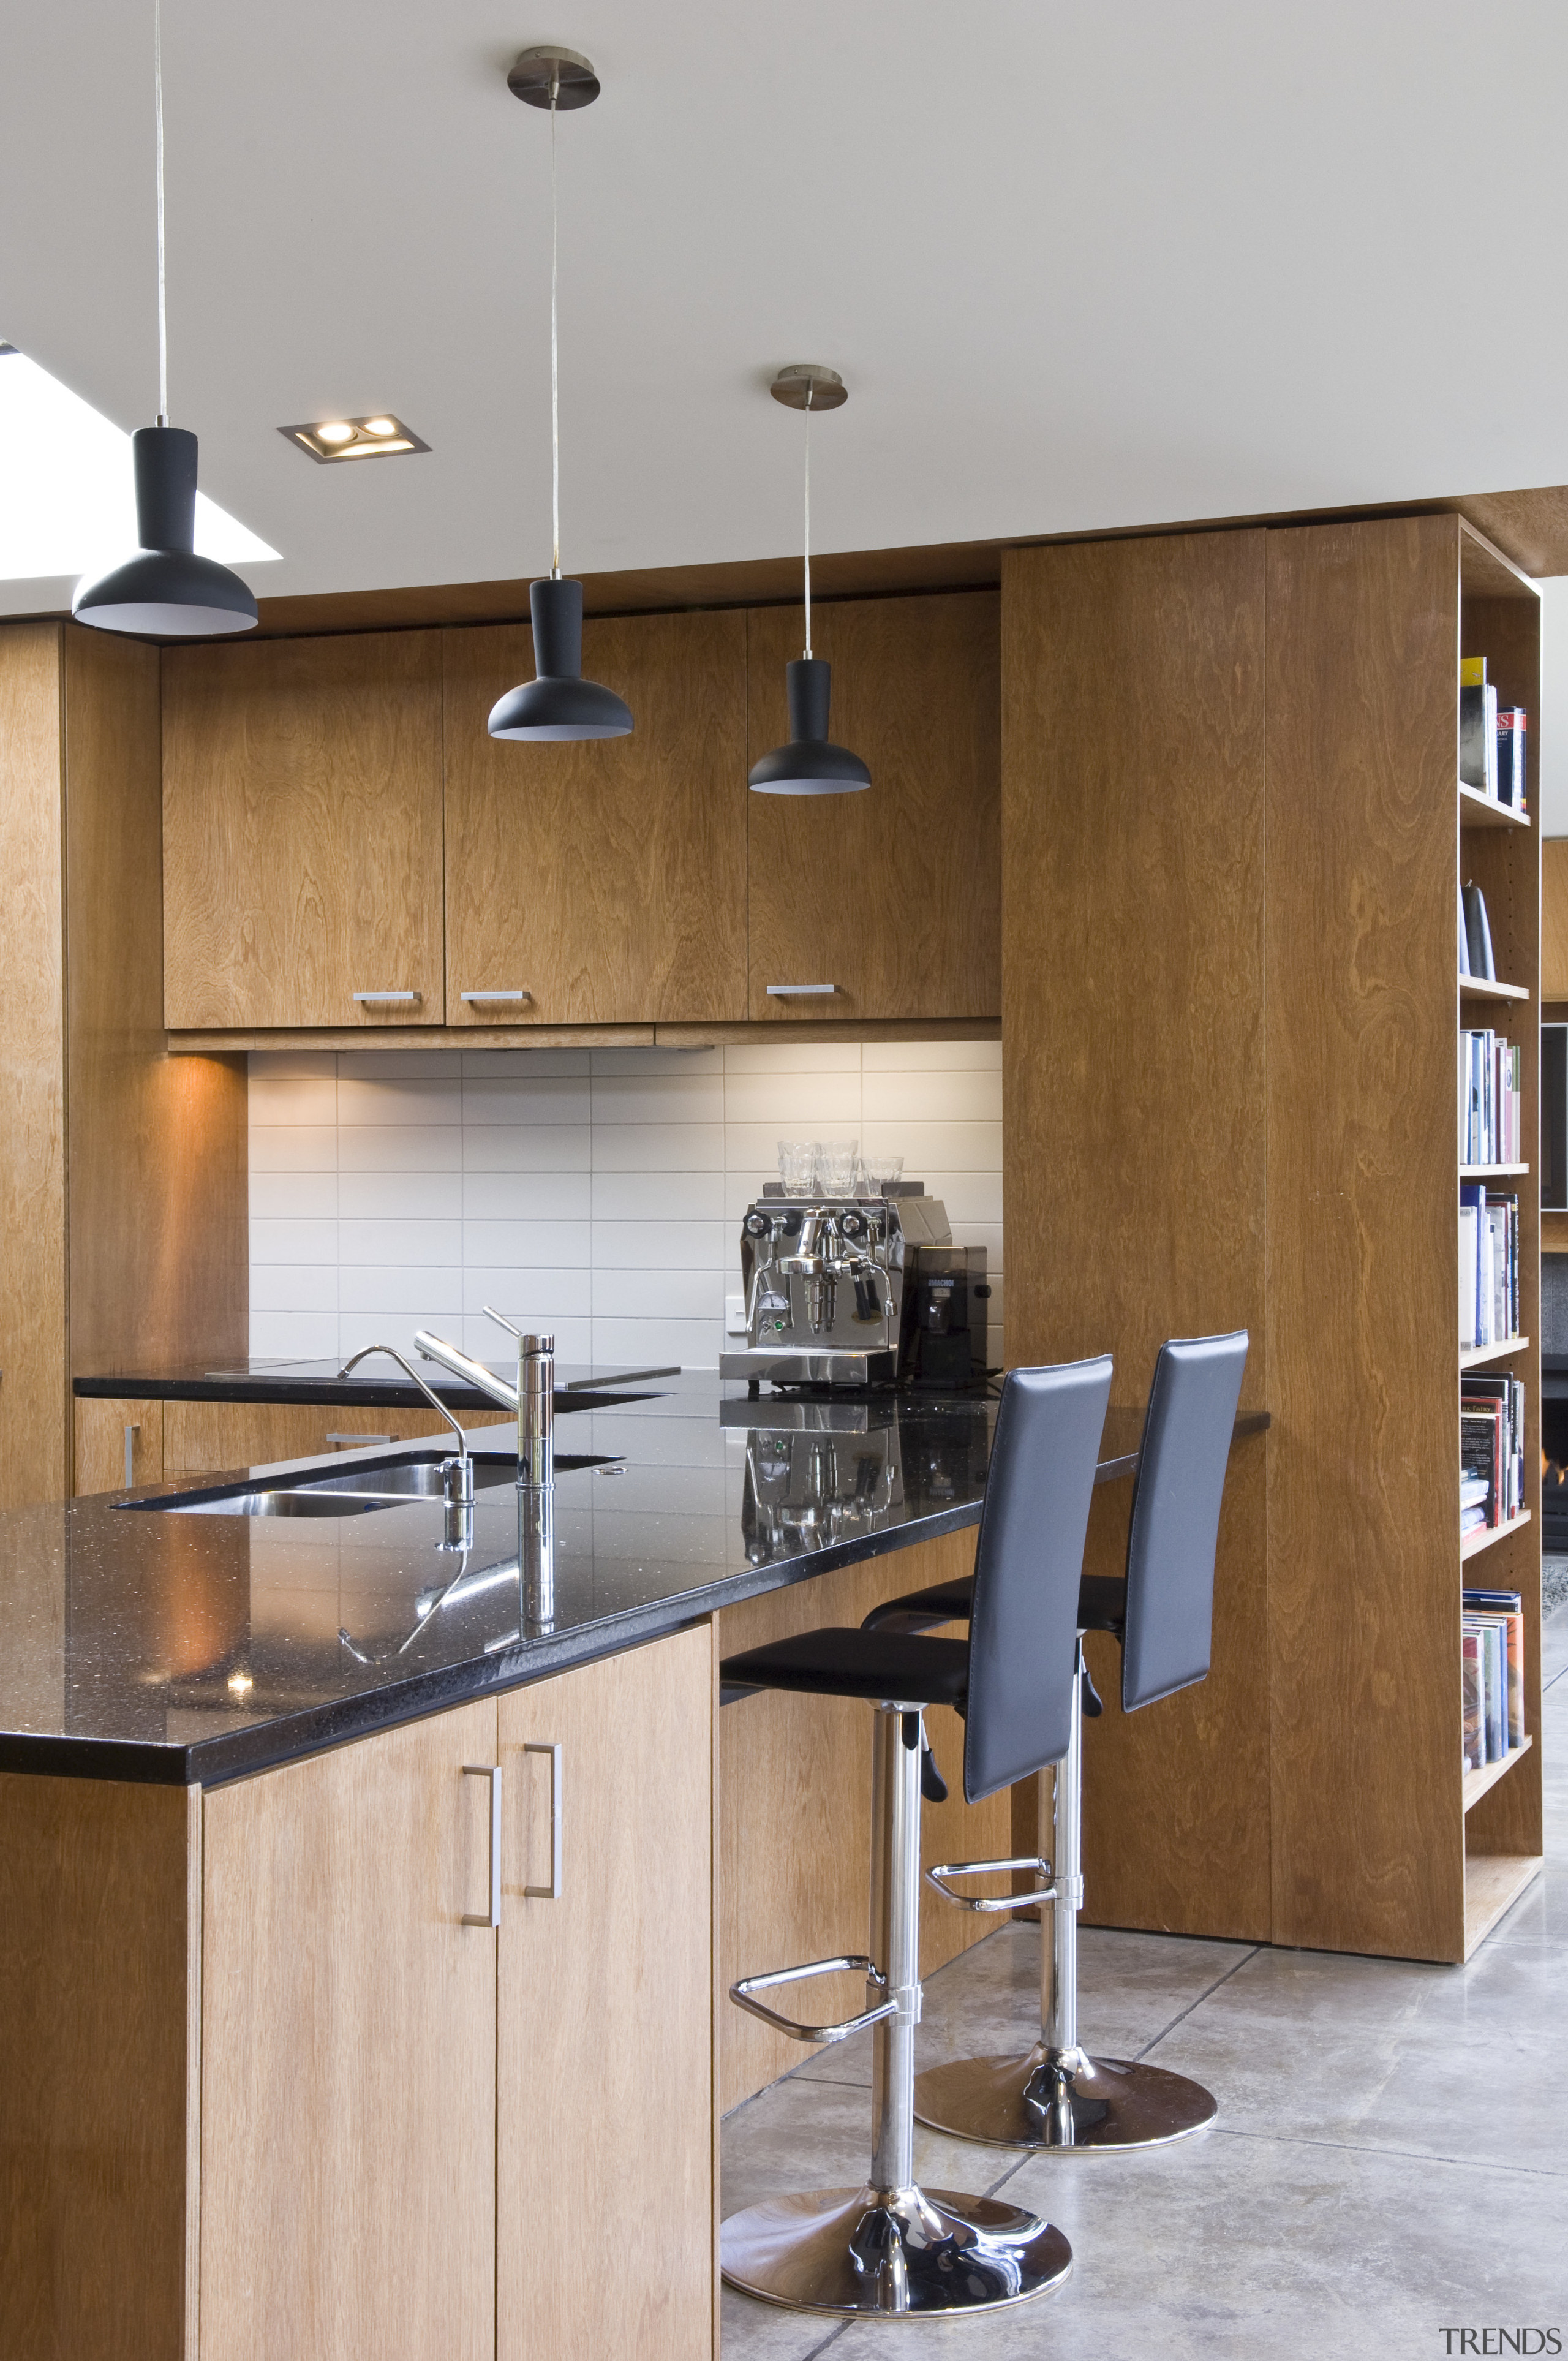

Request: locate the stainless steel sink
(125, 1451), (619, 1517)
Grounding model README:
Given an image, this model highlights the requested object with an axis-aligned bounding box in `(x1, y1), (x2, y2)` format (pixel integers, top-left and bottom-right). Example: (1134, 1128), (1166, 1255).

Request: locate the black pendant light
(72, 0), (257, 638)
(748, 365), (869, 796)
(488, 47), (631, 743)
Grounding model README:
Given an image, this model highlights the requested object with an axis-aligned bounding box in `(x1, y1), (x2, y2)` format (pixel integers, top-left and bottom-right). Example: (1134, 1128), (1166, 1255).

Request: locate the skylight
(0, 343), (279, 581)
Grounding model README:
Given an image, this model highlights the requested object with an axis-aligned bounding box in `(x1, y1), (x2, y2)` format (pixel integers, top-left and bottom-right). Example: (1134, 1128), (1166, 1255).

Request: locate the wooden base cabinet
(497, 1627), (714, 2361)
(0, 1628), (714, 2361)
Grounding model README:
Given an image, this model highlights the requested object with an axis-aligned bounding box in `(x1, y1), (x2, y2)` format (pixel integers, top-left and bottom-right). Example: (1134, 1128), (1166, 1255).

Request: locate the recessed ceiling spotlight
(281, 414), (429, 463)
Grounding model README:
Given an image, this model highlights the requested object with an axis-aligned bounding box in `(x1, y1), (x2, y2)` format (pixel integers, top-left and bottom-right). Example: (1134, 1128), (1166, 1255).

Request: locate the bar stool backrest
(1121, 1330), (1248, 1713)
(963, 1356), (1113, 1804)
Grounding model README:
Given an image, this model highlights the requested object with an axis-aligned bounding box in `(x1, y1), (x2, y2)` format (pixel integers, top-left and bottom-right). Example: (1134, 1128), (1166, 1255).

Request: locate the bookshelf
(1003, 510), (1544, 1966)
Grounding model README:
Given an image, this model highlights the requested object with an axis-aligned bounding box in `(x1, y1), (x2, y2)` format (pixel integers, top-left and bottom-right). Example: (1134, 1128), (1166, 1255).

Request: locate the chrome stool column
(918, 1635), (1218, 2149)
(718, 1354), (1112, 2320)
(723, 1701), (1069, 2318)
(868, 1330), (1250, 2153)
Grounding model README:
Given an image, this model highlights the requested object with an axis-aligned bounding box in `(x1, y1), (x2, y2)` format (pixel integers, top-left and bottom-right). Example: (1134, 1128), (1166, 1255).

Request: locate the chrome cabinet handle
(462, 1764), (502, 1927)
(325, 1432), (391, 1448)
(353, 990), (423, 1005)
(123, 1422), (140, 1489)
(766, 984), (837, 997)
(461, 989), (532, 1003)
(524, 1741), (563, 1900)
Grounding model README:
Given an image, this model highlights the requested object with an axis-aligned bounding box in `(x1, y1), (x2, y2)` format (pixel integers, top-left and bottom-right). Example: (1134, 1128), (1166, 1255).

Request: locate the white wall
(1534, 575), (1568, 839)
(247, 1041), (1003, 1373)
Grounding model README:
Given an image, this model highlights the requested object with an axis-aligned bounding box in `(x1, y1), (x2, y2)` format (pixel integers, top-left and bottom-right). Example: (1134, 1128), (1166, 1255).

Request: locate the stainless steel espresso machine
(718, 1184), (988, 1392)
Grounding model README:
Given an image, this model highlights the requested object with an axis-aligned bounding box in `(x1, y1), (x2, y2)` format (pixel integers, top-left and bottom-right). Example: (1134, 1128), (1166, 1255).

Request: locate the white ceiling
(4, 0), (1568, 618)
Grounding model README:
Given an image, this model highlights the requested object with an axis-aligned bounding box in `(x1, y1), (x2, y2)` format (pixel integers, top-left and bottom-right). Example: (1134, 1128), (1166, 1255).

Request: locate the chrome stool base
(915, 2046), (1216, 2151)
(720, 2184), (1072, 2318)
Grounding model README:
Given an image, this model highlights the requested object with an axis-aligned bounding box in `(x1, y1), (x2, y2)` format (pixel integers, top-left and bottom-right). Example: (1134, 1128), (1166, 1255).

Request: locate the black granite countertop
(72, 1354), (679, 1413)
(2, 1375), (1268, 1791)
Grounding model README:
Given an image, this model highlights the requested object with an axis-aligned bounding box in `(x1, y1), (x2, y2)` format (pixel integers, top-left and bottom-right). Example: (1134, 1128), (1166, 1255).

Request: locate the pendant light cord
(549, 70), (560, 578)
(154, 0), (168, 425)
(802, 383), (813, 659)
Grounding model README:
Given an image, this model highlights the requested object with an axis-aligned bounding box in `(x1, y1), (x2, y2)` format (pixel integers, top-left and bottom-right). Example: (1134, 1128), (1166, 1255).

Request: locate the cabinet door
(73, 1397), (164, 1494)
(497, 1626), (714, 2361)
(161, 1399), (513, 1475)
(199, 1702), (498, 2361)
(163, 632), (445, 1028)
(443, 611), (747, 1024)
(746, 592), (1001, 1020)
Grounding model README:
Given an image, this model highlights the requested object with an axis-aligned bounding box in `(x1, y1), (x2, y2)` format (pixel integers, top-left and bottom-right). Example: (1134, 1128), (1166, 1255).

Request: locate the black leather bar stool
(866, 1329), (1248, 2153)
(717, 1354), (1112, 2321)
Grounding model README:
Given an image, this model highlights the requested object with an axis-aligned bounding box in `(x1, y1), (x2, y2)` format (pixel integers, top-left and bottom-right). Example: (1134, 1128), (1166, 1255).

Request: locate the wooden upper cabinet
(162, 631), (445, 1028)
(745, 591), (1001, 1021)
(443, 610), (748, 1025)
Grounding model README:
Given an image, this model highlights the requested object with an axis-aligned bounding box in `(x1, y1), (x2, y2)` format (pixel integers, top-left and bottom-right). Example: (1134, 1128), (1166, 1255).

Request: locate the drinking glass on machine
(815, 1140), (859, 1196)
(778, 1140), (815, 1197)
(861, 1150), (903, 1195)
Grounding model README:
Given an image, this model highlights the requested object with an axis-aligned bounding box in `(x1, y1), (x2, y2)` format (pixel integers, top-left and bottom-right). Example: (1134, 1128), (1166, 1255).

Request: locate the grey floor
(719, 1603), (1568, 2359)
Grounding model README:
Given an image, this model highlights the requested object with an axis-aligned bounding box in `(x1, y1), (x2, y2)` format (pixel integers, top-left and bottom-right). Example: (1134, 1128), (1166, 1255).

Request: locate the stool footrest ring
(926, 1855), (1054, 1914)
(730, 1954), (897, 2043)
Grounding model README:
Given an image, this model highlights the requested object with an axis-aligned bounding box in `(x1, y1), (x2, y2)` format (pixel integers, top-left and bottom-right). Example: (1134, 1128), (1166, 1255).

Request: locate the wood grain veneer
(64, 626), (247, 1393)
(162, 630), (445, 1028)
(74, 1396), (166, 1494)
(1540, 839), (1568, 1000)
(0, 624), (68, 1510)
(1001, 534), (1272, 1942)
(1264, 516), (1468, 1960)
(745, 594), (1001, 1022)
(444, 611), (748, 1026)
(160, 1397), (511, 1475)
(200, 1701), (498, 2361)
(0, 1775), (198, 2361)
(716, 1528), (1012, 2112)
(498, 1628), (713, 2361)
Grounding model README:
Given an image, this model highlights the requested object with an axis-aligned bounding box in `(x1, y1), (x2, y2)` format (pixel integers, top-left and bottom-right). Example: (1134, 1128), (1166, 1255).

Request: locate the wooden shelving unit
(1460, 976), (1530, 1003)
(1462, 1733), (1534, 1814)
(1003, 510), (1544, 1967)
(1460, 1509), (1532, 1563)
(1456, 521), (1545, 1955)
(1461, 1335), (1529, 1370)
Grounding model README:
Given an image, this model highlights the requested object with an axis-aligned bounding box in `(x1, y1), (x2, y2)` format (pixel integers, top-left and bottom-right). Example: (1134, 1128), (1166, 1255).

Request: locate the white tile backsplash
(248, 1041), (1003, 1369)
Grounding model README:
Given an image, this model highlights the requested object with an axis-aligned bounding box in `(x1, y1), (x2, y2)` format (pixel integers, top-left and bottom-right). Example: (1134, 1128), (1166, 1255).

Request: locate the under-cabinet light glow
(0, 342), (278, 581)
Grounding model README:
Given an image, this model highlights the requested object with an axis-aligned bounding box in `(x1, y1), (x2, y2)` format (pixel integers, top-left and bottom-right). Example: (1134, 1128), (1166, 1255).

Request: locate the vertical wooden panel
(1001, 534), (1271, 1941)
(497, 1628), (713, 2361)
(162, 630), (445, 1028)
(444, 611), (748, 1024)
(1540, 839), (1568, 999)
(716, 1528), (1014, 2110)
(0, 622), (67, 1511)
(200, 1702), (498, 2361)
(0, 1774), (196, 2361)
(1265, 515), (1464, 1959)
(64, 626), (247, 1401)
(746, 592), (1001, 1021)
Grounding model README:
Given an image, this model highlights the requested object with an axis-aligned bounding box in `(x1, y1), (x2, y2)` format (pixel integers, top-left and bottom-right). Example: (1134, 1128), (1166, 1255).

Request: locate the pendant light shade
(747, 657), (870, 795)
(748, 363), (869, 796)
(73, 425), (258, 637)
(488, 576), (633, 740)
(489, 47), (631, 746)
(72, 0), (257, 640)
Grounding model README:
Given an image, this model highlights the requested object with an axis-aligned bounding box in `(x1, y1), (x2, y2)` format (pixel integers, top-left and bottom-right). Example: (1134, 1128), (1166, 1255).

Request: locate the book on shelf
(1460, 1372), (1525, 1528)
(1461, 658), (1498, 799)
(1462, 882), (1496, 980)
(1497, 707), (1528, 810)
(1458, 658), (1529, 813)
(1458, 1185), (1520, 1349)
(1458, 1027), (1521, 1165)
(1461, 1587), (1526, 1770)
